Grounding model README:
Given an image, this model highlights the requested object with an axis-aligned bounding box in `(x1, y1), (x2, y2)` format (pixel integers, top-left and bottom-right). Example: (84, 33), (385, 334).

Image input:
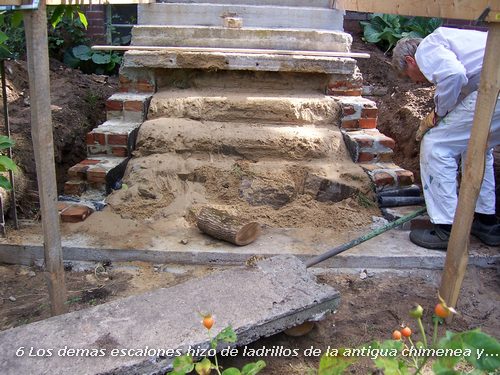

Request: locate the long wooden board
(92, 45), (371, 59)
(337, 0), (500, 22)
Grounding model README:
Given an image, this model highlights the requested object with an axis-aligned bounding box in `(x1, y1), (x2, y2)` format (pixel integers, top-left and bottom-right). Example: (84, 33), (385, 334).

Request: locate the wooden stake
(23, 1), (67, 316)
(196, 207), (261, 246)
(439, 23), (500, 311)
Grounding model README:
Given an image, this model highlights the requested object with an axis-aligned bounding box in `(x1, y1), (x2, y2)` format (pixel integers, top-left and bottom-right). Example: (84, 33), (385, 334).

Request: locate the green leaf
(0, 155), (17, 172)
(11, 11), (23, 28)
(318, 349), (357, 375)
(241, 360), (266, 375)
(50, 5), (65, 28)
(216, 326), (237, 344)
(72, 45), (92, 61)
(172, 355), (194, 373)
(63, 50), (81, 69)
(0, 44), (12, 60)
(91, 52), (111, 65)
(0, 176), (12, 190)
(460, 330), (500, 371)
(194, 358), (212, 375)
(0, 31), (8, 44)
(77, 11), (88, 29)
(0, 136), (15, 150)
(221, 369), (241, 375)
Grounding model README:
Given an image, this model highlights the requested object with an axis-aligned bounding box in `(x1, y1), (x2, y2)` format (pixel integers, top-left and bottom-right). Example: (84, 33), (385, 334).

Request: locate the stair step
(106, 92), (152, 122)
(157, 0), (333, 7)
(138, 3), (344, 30)
(147, 88), (341, 124)
(360, 163), (415, 189)
(135, 118), (345, 161)
(58, 201), (94, 223)
(131, 26), (351, 52)
(65, 156), (129, 195)
(115, 153), (370, 208)
(343, 129), (395, 163)
(86, 120), (142, 157)
(123, 50), (357, 75)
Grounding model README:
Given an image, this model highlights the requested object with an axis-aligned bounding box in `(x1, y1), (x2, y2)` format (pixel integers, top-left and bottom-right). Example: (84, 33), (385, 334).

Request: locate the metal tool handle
(305, 207), (427, 268)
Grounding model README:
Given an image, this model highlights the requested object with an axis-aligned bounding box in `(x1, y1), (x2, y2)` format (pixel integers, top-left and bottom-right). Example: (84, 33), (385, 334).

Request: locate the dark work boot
(409, 224), (451, 250)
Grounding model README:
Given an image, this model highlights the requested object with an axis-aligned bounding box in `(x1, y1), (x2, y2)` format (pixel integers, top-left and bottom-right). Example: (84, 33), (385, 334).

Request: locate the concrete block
(0, 255), (340, 375)
(137, 3), (344, 31)
(157, 0), (333, 7)
(131, 26), (351, 52)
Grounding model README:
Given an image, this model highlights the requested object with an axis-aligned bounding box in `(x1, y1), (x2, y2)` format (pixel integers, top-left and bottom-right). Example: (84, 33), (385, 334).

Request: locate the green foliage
(64, 44), (121, 75)
(360, 13), (442, 53)
(0, 135), (17, 190)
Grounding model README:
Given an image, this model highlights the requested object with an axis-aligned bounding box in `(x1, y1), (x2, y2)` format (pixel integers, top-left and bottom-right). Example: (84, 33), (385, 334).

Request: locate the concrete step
(147, 88), (341, 125)
(65, 156), (129, 195)
(86, 120), (142, 157)
(131, 26), (351, 52)
(123, 49), (357, 75)
(136, 118), (345, 161)
(157, 0), (333, 7)
(360, 163), (415, 189)
(105, 92), (152, 122)
(120, 153), (369, 208)
(343, 129), (395, 163)
(0, 256), (340, 375)
(138, 3), (344, 30)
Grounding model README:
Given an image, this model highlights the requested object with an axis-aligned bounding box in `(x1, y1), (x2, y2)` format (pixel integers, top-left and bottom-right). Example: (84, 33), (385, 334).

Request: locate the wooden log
(196, 207), (261, 246)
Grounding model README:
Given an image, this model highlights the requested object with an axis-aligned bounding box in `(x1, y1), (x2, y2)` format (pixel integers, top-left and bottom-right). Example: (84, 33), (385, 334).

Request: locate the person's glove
(416, 111), (439, 141)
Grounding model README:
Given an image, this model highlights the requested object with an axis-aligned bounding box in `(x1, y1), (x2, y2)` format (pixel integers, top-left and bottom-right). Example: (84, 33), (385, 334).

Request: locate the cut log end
(196, 206), (261, 246)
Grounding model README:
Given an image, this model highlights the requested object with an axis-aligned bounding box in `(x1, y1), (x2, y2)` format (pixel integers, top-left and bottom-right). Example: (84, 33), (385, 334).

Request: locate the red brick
(112, 147), (128, 157)
(378, 137), (396, 149)
(86, 132), (105, 145)
(87, 167), (107, 184)
(358, 152), (375, 162)
(64, 181), (87, 196)
(354, 136), (374, 148)
(57, 202), (71, 213)
(358, 118), (377, 129)
(61, 205), (93, 223)
(372, 171), (395, 187)
(136, 81), (155, 93)
(328, 89), (362, 96)
(85, 133), (94, 145)
(361, 108), (378, 118)
(80, 159), (101, 165)
(106, 99), (123, 111)
(108, 134), (128, 145)
(68, 164), (88, 178)
(119, 75), (132, 84)
(328, 81), (359, 89)
(124, 100), (144, 112)
(395, 170), (414, 186)
(342, 105), (356, 116)
(341, 119), (358, 129)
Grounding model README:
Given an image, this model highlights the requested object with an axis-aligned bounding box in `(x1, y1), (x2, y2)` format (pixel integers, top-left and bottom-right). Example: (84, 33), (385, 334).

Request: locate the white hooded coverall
(415, 27), (500, 224)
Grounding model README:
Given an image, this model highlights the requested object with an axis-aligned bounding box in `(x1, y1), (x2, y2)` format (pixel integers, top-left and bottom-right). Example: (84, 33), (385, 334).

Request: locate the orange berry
(202, 315), (214, 330)
(392, 330), (402, 340)
(434, 303), (450, 319)
(401, 327), (412, 337)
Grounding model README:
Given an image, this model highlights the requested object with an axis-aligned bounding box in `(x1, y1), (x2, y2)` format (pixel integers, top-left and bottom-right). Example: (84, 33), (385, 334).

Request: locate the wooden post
(439, 23), (500, 310)
(23, 1), (67, 316)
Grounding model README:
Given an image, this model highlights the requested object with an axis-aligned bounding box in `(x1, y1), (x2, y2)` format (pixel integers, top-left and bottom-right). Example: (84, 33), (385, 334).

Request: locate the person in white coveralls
(391, 27), (500, 249)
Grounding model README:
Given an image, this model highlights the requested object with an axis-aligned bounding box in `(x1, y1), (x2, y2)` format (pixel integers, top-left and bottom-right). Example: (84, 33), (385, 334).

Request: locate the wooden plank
(23, 1), (67, 316)
(92, 45), (371, 58)
(336, 0), (500, 22)
(439, 23), (500, 310)
(46, 0), (153, 4)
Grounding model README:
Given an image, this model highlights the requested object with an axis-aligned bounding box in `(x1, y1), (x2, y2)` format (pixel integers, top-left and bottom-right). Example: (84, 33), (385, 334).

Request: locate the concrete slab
(135, 118), (344, 160)
(123, 50), (357, 75)
(158, 0), (333, 7)
(138, 3), (344, 30)
(131, 26), (351, 52)
(0, 255), (340, 375)
(0, 227), (497, 270)
(147, 88), (341, 124)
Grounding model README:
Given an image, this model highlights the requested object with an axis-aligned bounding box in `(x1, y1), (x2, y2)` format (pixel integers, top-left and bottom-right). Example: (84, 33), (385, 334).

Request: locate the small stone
(9, 296), (16, 302)
(180, 239), (189, 245)
(367, 271), (375, 278)
(28, 271), (36, 278)
(359, 270), (368, 280)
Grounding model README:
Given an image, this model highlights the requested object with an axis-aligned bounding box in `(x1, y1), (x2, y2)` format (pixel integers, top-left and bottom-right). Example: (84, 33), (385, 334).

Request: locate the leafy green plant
(168, 314), (266, 375)
(317, 298), (500, 374)
(64, 44), (122, 75)
(360, 13), (442, 53)
(0, 136), (17, 190)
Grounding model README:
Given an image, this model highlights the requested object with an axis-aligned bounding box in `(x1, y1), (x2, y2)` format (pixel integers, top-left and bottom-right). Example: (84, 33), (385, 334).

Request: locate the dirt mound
(0, 59), (117, 218)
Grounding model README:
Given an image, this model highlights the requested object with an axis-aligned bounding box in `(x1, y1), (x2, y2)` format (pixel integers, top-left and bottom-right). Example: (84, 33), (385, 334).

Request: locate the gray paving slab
(138, 3), (344, 30)
(158, 0), (333, 7)
(0, 255), (340, 375)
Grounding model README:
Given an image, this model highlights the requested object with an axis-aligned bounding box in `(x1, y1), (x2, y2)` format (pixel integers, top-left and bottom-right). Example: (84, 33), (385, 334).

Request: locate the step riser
(138, 4), (344, 30)
(131, 26), (350, 52)
(136, 120), (344, 161)
(86, 128), (140, 158)
(157, 0), (333, 7)
(148, 95), (341, 125)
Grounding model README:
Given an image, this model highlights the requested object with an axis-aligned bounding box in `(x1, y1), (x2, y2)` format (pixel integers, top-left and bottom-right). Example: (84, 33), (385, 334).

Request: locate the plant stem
(208, 330), (222, 375)
(432, 318), (439, 347)
(407, 337), (419, 368)
(417, 318), (428, 349)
